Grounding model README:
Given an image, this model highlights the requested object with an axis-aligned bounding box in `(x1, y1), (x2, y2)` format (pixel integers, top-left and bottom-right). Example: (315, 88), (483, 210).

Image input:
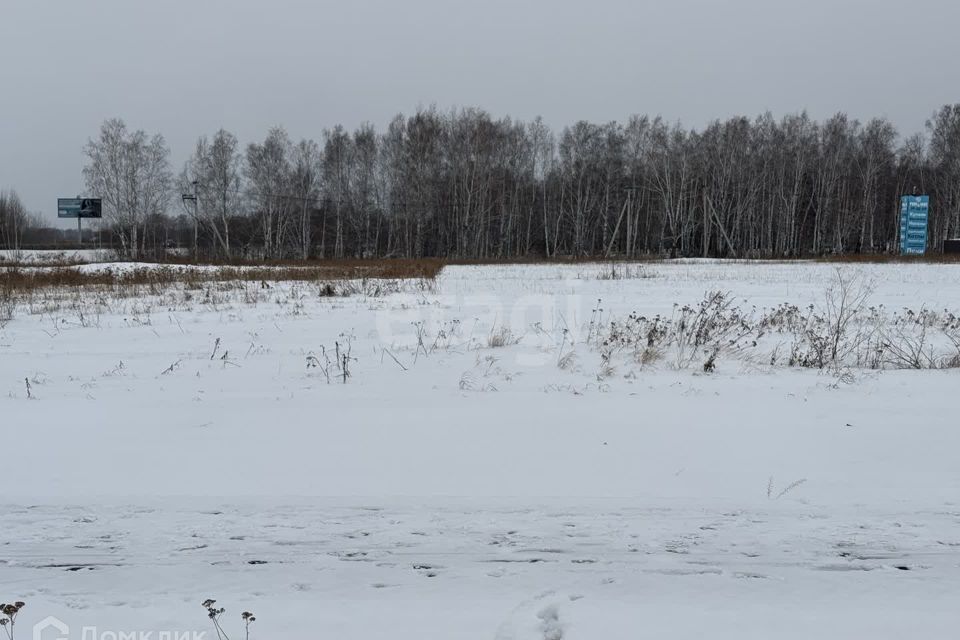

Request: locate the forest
(4, 104), (960, 259)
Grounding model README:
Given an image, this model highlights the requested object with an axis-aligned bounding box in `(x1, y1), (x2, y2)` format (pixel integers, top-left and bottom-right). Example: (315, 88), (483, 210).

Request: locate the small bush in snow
(557, 350), (577, 370)
(670, 290), (754, 369)
(0, 600), (25, 640)
(0, 283), (14, 328)
(203, 599), (256, 640)
(487, 325), (518, 348)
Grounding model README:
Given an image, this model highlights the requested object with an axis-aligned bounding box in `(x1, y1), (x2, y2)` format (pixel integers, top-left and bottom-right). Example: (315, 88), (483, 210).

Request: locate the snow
(2, 261), (960, 639)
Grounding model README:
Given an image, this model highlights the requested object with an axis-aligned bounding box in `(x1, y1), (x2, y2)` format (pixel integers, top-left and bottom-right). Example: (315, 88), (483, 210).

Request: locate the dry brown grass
(0, 256), (91, 268)
(0, 259), (443, 296)
(4, 252), (958, 300)
(159, 255), (446, 273)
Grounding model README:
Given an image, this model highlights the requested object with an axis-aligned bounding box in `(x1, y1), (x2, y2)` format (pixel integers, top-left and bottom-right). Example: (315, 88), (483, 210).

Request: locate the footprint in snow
(494, 590), (578, 640)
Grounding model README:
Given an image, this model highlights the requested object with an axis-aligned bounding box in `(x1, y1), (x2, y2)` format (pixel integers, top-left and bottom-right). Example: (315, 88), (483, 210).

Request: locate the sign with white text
(899, 195), (929, 255)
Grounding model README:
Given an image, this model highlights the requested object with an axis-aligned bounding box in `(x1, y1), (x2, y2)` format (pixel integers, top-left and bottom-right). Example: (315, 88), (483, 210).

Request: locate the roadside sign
(899, 195), (929, 255)
(58, 198), (102, 219)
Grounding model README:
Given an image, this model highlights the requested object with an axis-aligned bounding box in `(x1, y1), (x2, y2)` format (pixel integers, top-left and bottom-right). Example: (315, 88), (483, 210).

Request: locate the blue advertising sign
(899, 195), (929, 255)
(899, 198), (909, 252)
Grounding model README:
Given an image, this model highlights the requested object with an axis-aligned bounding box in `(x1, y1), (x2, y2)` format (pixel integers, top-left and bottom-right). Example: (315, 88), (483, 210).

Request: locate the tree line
(6, 105), (960, 259)
(0, 190), (41, 251)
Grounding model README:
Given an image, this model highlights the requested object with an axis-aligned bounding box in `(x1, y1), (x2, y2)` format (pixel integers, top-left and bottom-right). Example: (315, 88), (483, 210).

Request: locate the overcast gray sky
(2, 0), (959, 224)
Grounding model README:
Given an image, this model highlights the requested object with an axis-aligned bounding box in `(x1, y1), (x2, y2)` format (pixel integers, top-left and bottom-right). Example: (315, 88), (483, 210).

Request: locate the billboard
(899, 195), (929, 255)
(58, 198), (102, 219)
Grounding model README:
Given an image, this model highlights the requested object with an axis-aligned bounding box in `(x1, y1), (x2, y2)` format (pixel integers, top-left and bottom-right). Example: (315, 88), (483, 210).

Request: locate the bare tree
(290, 138), (322, 259)
(246, 127), (294, 258)
(351, 125), (380, 257)
(321, 126), (353, 258)
(0, 190), (31, 254)
(83, 118), (172, 258)
(181, 129), (244, 258)
(927, 105), (960, 240)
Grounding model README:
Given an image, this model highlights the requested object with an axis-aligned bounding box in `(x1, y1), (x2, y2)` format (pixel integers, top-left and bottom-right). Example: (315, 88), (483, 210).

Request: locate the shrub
(0, 286), (13, 328)
(593, 269), (960, 372)
(487, 326), (518, 348)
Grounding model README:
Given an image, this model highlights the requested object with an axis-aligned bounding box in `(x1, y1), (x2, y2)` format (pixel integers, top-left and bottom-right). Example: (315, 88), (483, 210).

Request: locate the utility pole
(193, 181), (199, 258)
(181, 181), (199, 259)
(624, 186), (637, 258)
(76, 194), (83, 248)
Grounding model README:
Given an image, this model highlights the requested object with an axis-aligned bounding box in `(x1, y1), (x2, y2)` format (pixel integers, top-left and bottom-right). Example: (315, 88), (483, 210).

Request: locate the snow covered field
(3, 261), (960, 639)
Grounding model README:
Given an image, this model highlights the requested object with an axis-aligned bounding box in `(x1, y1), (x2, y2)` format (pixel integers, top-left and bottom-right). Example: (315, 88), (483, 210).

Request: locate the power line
(182, 184), (322, 204)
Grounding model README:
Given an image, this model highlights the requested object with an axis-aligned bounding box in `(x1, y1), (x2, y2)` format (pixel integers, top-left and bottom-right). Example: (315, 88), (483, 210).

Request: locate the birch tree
(83, 118), (172, 258)
(0, 190), (30, 254)
(246, 128), (294, 258)
(927, 105), (960, 240)
(290, 138), (322, 259)
(181, 129), (244, 257)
